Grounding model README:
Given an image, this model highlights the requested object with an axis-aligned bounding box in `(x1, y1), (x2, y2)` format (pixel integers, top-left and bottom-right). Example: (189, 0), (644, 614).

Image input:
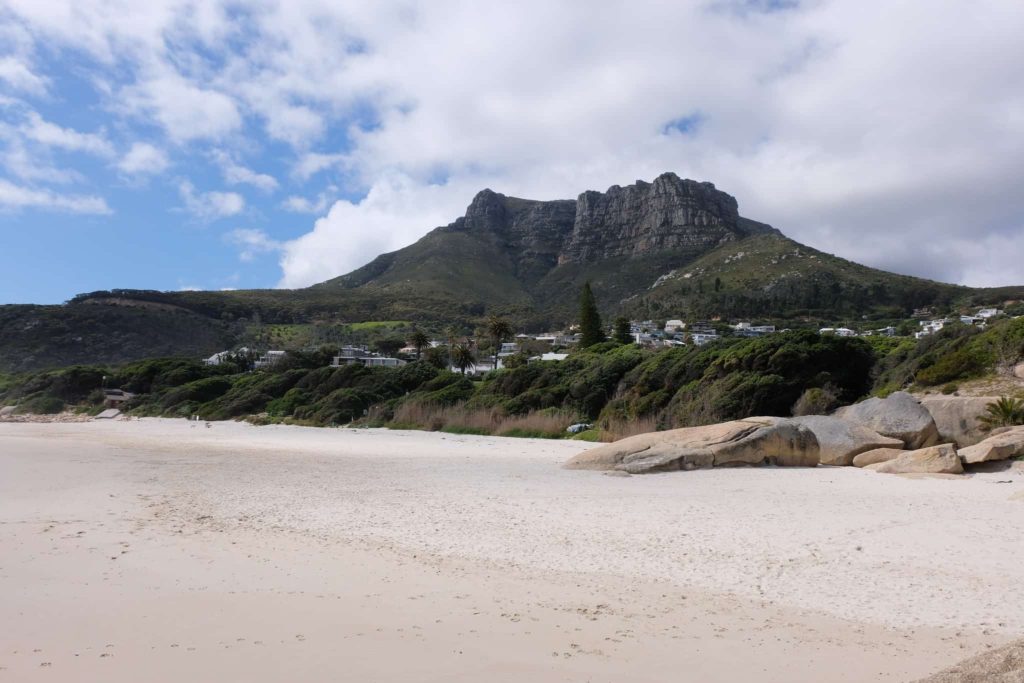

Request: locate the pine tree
(613, 317), (632, 345)
(579, 282), (606, 348)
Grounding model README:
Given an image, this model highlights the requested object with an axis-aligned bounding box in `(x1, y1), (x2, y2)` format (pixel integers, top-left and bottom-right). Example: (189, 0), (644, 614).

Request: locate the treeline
(3, 319), (1021, 439)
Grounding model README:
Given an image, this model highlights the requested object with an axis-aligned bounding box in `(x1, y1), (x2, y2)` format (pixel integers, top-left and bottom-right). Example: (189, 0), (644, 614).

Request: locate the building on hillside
(254, 350), (286, 369)
(819, 327), (856, 337)
(204, 347), (253, 366)
(976, 308), (1002, 319)
(690, 332), (720, 346)
(664, 319), (685, 333)
(101, 388), (135, 408)
(529, 352), (570, 362)
(732, 322), (776, 337)
(331, 347), (406, 368)
(915, 318), (952, 339)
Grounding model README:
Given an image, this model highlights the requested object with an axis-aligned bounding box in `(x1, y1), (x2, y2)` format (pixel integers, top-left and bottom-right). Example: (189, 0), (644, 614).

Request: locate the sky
(1, 0), (1022, 304)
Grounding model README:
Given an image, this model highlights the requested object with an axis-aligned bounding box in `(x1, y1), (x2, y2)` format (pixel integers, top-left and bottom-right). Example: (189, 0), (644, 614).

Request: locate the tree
(374, 337), (405, 358)
(452, 344), (475, 375)
(613, 317), (632, 345)
(714, 276), (722, 292)
(578, 282), (605, 348)
(444, 325), (457, 370)
(486, 315), (514, 371)
(409, 329), (430, 359)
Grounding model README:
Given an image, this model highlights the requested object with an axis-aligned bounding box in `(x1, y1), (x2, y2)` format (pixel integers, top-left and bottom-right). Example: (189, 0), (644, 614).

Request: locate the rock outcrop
(866, 444), (963, 475)
(560, 174), (760, 264)
(920, 395), (1000, 447)
(834, 391), (939, 450)
(913, 636), (1024, 682)
(957, 426), (1024, 464)
(564, 417), (819, 474)
(0, 406), (16, 417)
(1014, 362), (1024, 380)
(852, 448), (905, 467)
(789, 415), (903, 466)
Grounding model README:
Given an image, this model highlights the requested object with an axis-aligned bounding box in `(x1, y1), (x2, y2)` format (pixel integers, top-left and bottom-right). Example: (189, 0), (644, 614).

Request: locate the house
(204, 347), (252, 366)
(976, 308), (1002, 319)
(664, 319), (685, 333)
(331, 347), (406, 368)
(529, 352), (570, 362)
(819, 327), (856, 337)
(254, 350), (286, 368)
(732, 322), (776, 337)
(101, 388), (135, 408)
(690, 332), (720, 346)
(915, 318), (952, 338)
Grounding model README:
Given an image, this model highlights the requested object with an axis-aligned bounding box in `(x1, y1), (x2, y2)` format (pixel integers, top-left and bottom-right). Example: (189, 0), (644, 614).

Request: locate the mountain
(2, 172), (1021, 371)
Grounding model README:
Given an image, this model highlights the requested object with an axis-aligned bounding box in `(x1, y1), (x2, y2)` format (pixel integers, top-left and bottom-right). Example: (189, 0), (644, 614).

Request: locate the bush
(792, 385), (840, 416)
(17, 395), (65, 414)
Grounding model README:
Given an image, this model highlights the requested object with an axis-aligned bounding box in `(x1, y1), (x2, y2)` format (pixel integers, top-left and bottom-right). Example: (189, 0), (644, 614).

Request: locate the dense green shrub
(17, 395), (65, 414)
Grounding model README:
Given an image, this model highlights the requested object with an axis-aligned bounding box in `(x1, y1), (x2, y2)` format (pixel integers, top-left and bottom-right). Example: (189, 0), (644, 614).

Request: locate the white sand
(1, 418), (1022, 682)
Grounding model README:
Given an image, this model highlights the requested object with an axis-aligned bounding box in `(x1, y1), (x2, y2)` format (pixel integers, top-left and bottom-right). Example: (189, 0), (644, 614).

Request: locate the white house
(664, 319), (685, 333)
(254, 350), (286, 369)
(819, 327), (856, 337)
(690, 332), (720, 346)
(204, 347), (252, 366)
(530, 352), (570, 362)
(976, 308), (1002, 319)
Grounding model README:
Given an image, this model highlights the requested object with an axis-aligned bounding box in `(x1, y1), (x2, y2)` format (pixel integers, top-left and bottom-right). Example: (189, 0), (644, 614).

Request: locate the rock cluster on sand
(568, 392), (1024, 476)
(833, 391), (939, 449)
(914, 636), (1024, 682)
(864, 444), (963, 474)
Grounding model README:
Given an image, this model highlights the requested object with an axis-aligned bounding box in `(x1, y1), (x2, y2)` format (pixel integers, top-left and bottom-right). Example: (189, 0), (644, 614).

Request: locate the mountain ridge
(2, 172), (1022, 371)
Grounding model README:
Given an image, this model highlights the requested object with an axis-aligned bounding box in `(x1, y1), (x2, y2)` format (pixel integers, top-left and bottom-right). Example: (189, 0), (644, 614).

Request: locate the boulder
(920, 395), (1001, 447)
(789, 415), (903, 465)
(1014, 362), (1024, 380)
(957, 426), (1024, 464)
(852, 447), (905, 467)
(867, 444), (963, 475)
(834, 391), (939, 449)
(0, 405), (16, 417)
(565, 417), (820, 474)
(913, 636), (1024, 682)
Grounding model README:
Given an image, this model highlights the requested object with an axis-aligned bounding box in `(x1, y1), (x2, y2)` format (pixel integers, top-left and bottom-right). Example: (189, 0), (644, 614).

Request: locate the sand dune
(1, 419), (1022, 682)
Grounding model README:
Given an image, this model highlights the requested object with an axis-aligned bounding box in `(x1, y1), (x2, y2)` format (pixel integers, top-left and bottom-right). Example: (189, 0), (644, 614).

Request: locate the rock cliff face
(559, 174), (748, 264)
(448, 172), (761, 271)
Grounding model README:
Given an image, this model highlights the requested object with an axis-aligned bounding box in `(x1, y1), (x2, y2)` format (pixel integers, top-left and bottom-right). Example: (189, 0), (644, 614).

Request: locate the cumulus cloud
(178, 180), (244, 221)
(0, 178), (111, 214)
(117, 142), (169, 175)
(0, 56), (48, 95)
(21, 112), (113, 156)
(211, 150), (278, 192)
(3, 0), (1024, 288)
(225, 228), (283, 262)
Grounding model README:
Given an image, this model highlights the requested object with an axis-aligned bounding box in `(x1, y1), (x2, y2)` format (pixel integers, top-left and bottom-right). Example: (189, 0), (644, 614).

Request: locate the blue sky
(2, 1), (1023, 304)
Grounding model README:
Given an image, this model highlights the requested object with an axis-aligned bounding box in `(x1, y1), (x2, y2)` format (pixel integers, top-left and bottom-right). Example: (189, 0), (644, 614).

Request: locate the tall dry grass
(599, 415), (660, 442)
(388, 401), (579, 439)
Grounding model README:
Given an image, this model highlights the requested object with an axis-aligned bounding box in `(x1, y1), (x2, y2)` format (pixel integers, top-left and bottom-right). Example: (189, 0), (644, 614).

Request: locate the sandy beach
(1, 419), (1022, 682)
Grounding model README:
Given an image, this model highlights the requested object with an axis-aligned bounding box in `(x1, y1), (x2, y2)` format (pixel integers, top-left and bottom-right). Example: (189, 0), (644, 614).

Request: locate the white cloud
(3, 0), (1024, 289)
(281, 186), (337, 214)
(117, 142), (169, 175)
(121, 73), (242, 143)
(278, 173), (474, 287)
(178, 180), (244, 220)
(0, 178), (111, 214)
(22, 112), (113, 156)
(225, 227), (282, 262)
(292, 152), (344, 181)
(0, 56), (48, 95)
(211, 150), (278, 192)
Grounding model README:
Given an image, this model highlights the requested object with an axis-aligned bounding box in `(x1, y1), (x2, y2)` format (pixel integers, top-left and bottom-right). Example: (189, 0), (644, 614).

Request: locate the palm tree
(486, 315), (514, 371)
(452, 344), (475, 375)
(979, 396), (1024, 429)
(409, 329), (430, 359)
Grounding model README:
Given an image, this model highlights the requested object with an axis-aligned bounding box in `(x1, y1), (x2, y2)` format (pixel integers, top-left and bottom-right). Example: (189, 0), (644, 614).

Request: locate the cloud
(281, 186), (337, 214)
(278, 172), (475, 287)
(21, 112), (113, 156)
(117, 142), (169, 175)
(0, 178), (111, 214)
(178, 180), (244, 220)
(121, 73), (242, 143)
(225, 228), (282, 262)
(3, 1), (1024, 290)
(211, 150), (278, 192)
(292, 152), (344, 181)
(0, 56), (48, 95)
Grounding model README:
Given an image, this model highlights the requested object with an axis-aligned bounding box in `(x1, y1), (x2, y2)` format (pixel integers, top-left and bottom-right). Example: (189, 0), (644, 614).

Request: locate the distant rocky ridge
(3, 172), (1023, 371)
